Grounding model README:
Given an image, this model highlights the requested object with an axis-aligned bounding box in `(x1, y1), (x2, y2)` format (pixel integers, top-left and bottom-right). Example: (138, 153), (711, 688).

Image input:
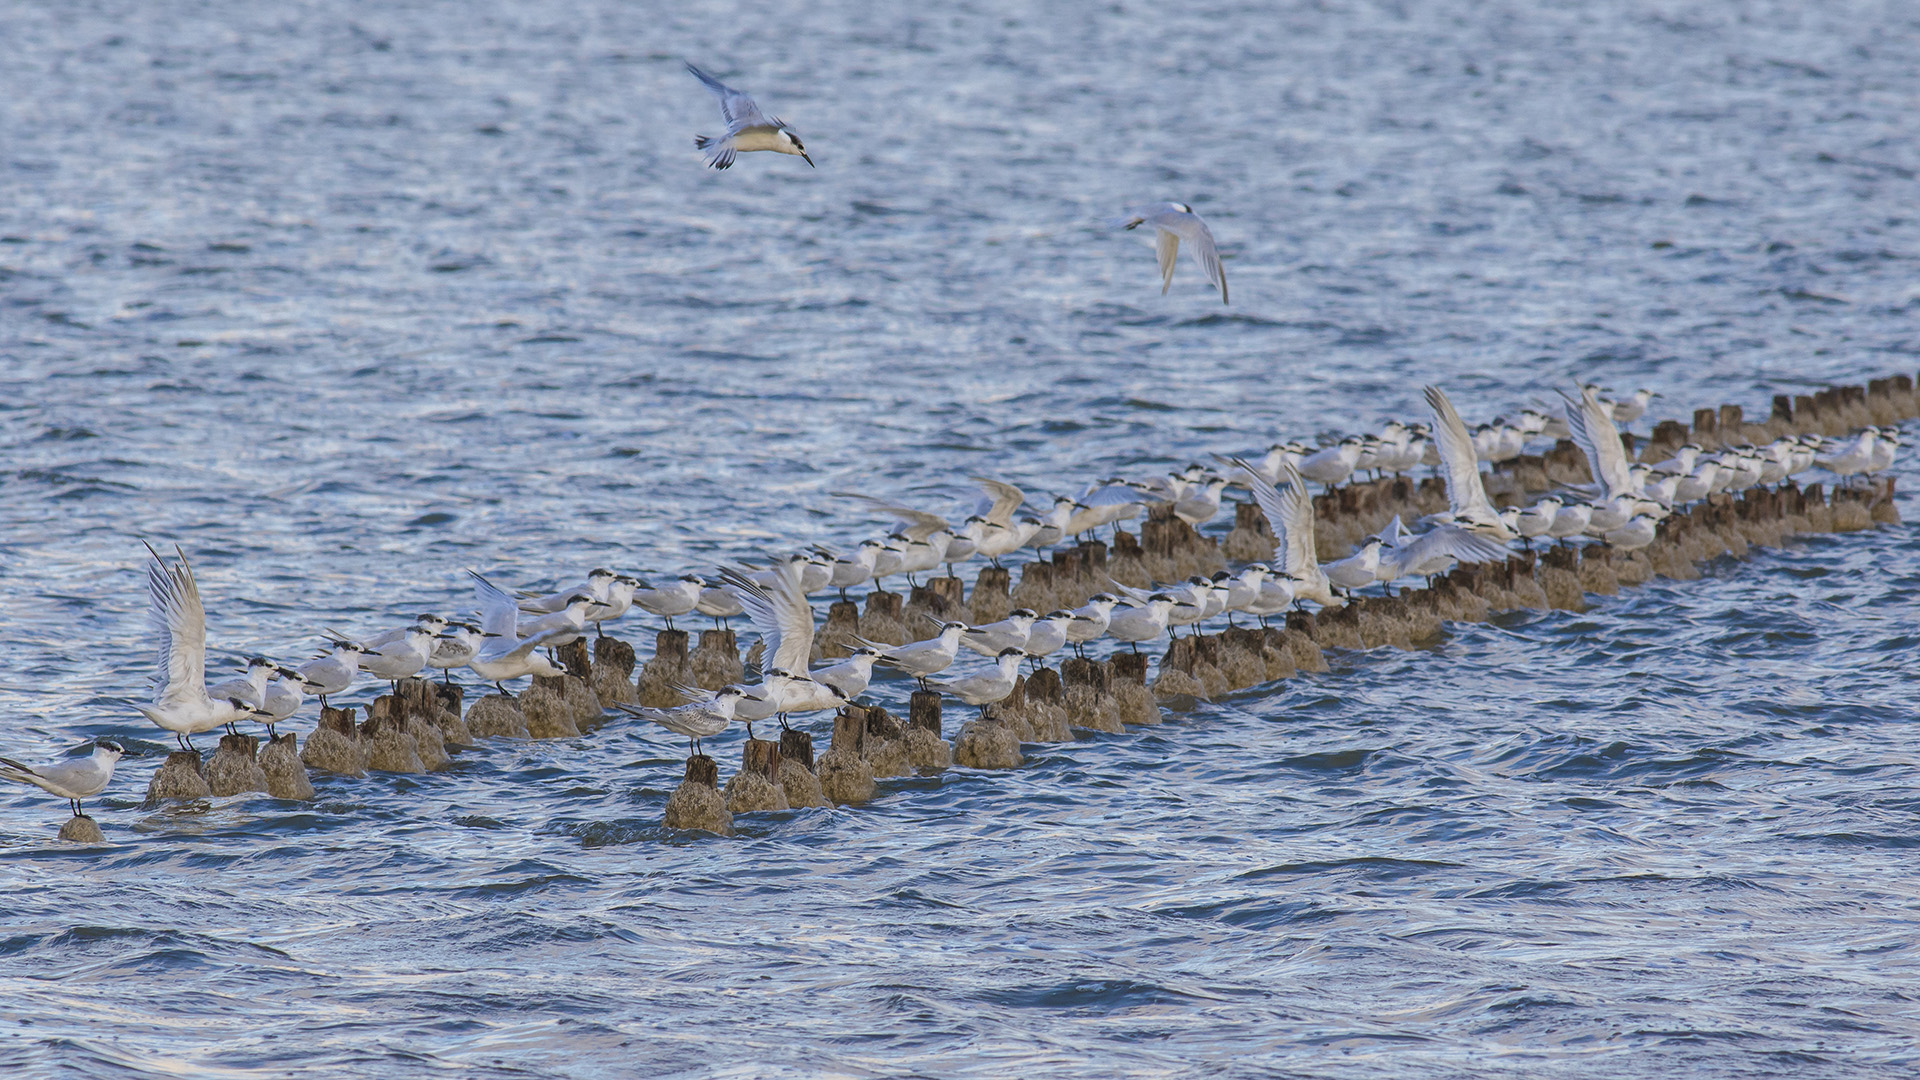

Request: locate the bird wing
(1153, 229), (1180, 294)
(829, 493), (951, 540)
(1231, 457), (1322, 583)
(970, 477), (1026, 525)
(1161, 214), (1226, 303)
(1385, 527), (1510, 578)
(467, 570), (521, 641)
(1424, 386), (1497, 520)
(1559, 385), (1635, 499)
(146, 545), (208, 708)
(718, 568), (814, 676)
(685, 62), (771, 133)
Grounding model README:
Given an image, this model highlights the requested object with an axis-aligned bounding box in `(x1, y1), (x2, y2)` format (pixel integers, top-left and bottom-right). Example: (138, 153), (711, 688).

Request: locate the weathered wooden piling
(361, 695), (428, 773)
(302, 705), (369, 775)
(637, 629), (693, 706)
(904, 576), (964, 630)
(399, 677), (465, 752)
(903, 689), (953, 768)
(970, 566), (1013, 623)
(690, 628), (742, 689)
(429, 681), (473, 744)
(953, 706), (1022, 769)
(1223, 500), (1275, 561)
(816, 705), (878, 803)
(775, 728), (829, 807)
(813, 601), (862, 660)
(862, 704), (912, 777)
(724, 738), (788, 813)
(1009, 668), (1071, 741)
(522, 675), (582, 739)
(1010, 560), (1057, 615)
(260, 733), (315, 800)
(205, 733), (270, 797)
(1108, 529), (1149, 587)
(591, 635), (638, 705)
(859, 589), (908, 646)
(663, 754), (731, 835)
(465, 693), (529, 738)
(146, 749), (212, 803)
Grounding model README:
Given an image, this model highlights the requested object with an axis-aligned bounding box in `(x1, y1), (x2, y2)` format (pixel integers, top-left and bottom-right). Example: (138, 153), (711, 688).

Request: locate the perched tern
(466, 571), (571, 691)
(633, 575), (704, 630)
(960, 609), (1038, 657)
(870, 620), (967, 689)
(614, 686), (758, 756)
(1231, 457), (1338, 607)
(927, 647), (1027, 718)
(134, 545), (266, 751)
(296, 640), (362, 707)
(0, 739), (124, 818)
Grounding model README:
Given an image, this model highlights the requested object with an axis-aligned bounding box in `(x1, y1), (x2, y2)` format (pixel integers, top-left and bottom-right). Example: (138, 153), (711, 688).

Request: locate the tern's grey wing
(147, 547), (207, 708)
(1079, 483), (1142, 508)
(1560, 385), (1634, 499)
(831, 493), (951, 539)
(468, 571), (521, 641)
(1154, 229), (1180, 294)
(1236, 457), (1321, 582)
(719, 569), (813, 676)
(1169, 216), (1226, 303)
(685, 62), (771, 132)
(1392, 527), (1509, 576)
(970, 477), (1026, 526)
(1424, 386), (1496, 520)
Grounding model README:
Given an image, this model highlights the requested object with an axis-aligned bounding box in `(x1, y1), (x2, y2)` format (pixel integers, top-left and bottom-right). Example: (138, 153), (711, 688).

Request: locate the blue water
(3, 0), (1920, 1075)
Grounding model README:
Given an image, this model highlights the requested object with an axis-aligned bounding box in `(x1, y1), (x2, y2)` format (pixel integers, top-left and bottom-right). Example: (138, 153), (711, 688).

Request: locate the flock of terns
(0, 377), (1897, 821)
(0, 62), (1903, 822)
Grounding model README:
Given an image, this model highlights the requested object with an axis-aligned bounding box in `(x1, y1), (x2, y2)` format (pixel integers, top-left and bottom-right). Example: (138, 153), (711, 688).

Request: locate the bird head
(778, 128), (813, 167)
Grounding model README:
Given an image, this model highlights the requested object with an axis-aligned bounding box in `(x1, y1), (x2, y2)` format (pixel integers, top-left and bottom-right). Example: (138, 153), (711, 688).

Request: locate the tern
(1425, 387), (1514, 538)
(960, 609), (1038, 657)
(1603, 514), (1659, 551)
(428, 623), (490, 684)
(1063, 594), (1119, 655)
(357, 625), (436, 691)
(718, 566), (815, 681)
(1323, 538), (1385, 596)
(697, 584), (746, 627)
(812, 647), (882, 700)
(1560, 383), (1644, 504)
(134, 545), (267, 751)
(614, 686), (759, 756)
(927, 647), (1028, 719)
(0, 739), (124, 818)
(518, 569), (616, 614)
(633, 575), (704, 630)
(466, 571), (571, 691)
(869, 620), (967, 689)
(1115, 202), (1227, 303)
(296, 640), (362, 707)
(686, 62), (813, 169)
(1231, 457), (1339, 607)
(259, 668), (315, 736)
(1377, 523), (1512, 585)
(207, 656), (279, 732)
(1021, 611), (1076, 667)
(1105, 596), (1178, 653)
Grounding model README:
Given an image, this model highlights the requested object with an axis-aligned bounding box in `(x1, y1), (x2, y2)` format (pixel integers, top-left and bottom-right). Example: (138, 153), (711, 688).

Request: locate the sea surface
(3, 0), (1919, 1076)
